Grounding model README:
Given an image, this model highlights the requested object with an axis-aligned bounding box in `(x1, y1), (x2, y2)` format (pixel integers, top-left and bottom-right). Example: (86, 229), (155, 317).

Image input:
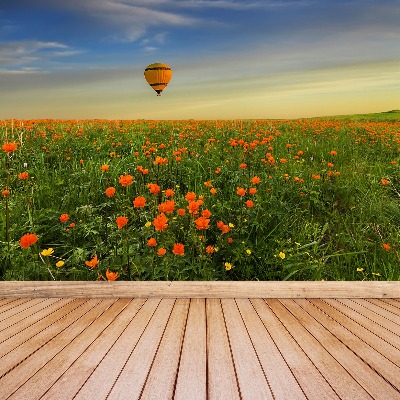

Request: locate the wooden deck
(0, 282), (399, 399)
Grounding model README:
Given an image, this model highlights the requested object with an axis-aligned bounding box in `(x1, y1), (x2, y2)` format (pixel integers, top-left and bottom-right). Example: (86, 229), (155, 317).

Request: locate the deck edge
(0, 281), (399, 298)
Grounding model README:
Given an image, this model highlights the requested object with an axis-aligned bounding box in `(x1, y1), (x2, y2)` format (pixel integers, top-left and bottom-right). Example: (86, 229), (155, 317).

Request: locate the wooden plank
(206, 298), (240, 400)
(0, 298), (59, 331)
(107, 299), (176, 400)
(235, 298), (306, 399)
(266, 298), (370, 400)
(174, 298), (207, 400)
(292, 299), (400, 396)
(140, 299), (190, 399)
(9, 299), (131, 399)
(323, 299), (400, 352)
(0, 299), (115, 399)
(366, 299), (400, 322)
(0, 298), (33, 314)
(0, 299), (83, 360)
(221, 298), (274, 400)
(73, 298), (161, 399)
(0, 281), (399, 298)
(41, 299), (146, 400)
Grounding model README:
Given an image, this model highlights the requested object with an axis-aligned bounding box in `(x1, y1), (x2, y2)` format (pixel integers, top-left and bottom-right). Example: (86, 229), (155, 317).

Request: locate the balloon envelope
(144, 63), (172, 96)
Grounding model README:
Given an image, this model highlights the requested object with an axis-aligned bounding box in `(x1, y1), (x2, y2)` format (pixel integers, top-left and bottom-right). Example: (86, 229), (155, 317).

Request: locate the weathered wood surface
(1, 280), (399, 298)
(1, 297), (399, 399)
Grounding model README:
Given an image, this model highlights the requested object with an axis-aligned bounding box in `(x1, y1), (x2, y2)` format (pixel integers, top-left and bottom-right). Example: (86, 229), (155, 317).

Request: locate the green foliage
(1, 113), (400, 281)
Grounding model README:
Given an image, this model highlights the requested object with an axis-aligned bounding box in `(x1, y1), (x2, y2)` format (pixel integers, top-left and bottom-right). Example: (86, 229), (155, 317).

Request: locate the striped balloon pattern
(144, 63), (172, 96)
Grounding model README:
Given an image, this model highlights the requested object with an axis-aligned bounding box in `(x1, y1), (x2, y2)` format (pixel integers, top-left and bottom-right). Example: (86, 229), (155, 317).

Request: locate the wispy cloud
(0, 40), (82, 69)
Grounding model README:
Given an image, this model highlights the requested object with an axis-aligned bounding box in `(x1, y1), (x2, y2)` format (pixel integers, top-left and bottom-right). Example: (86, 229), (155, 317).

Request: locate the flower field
(1, 112), (400, 281)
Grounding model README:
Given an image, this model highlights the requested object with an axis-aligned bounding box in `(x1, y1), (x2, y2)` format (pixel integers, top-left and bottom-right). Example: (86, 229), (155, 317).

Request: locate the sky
(0, 0), (399, 120)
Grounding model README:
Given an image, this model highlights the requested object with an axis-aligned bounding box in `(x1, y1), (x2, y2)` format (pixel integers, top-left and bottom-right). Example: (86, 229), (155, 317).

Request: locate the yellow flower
(228, 223), (234, 228)
(144, 221), (152, 228)
(278, 252), (285, 259)
(225, 262), (233, 271)
(246, 249), (252, 255)
(372, 272), (381, 276)
(41, 248), (54, 257)
(56, 260), (65, 268)
(356, 267), (364, 272)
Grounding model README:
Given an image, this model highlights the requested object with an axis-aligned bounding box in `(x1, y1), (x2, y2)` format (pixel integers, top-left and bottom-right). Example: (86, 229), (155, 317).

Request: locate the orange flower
(330, 150), (337, 156)
(187, 200), (201, 214)
(85, 255), (99, 269)
(206, 245), (214, 254)
(239, 163), (247, 169)
(327, 162), (334, 168)
(251, 176), (261, 184)
(194, 216), (210, 230)
(133, 195), (146, 208)
(20, 233), (38, 249)
(2, 142), (18, 152)
(245, 200), (254, 208)
(215, 167), (221, 174)
(381, 178), (389, 186)
(158, 200), (175, 214)
(157, 247), (167, 256)
(154, 156), (168, 165)
(105, 187), (116, 197)
(173, 243), (185, 256)
(153, 213), (168, 231)
(69, 222), (76, 228)
(177, 208), (186, 216)
(119, 174), (133, 187)
(2, 189), (10, 197)
(164, 188), (175, 197)
(116, 216), (128, 229)
(18, 171), (29, 180)
(202, 209), (212, 218)
(101, 164), (109, 172)
(382, 243), (391, 252)
(106, 269), (119, 281)
(147, 237), (157, 247)
(59, 213), (70, 223)
(249, 187), (257, 195)
(185, 191), (196, 202)
(204, 181), (212, 187)
(147, 183), (161, 194)
(210, 187), (217, 195)
(236, 187), (246, 196)
(311, 174), (321, 180)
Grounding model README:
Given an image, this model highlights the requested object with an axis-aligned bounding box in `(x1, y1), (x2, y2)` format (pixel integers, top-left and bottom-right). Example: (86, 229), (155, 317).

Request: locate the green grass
(1, 112), (400, 281)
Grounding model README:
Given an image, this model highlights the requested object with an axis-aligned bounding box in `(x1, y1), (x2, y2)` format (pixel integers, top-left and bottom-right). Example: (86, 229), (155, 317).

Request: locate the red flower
(194, 216), (210, 230)
(18, 171), (29, 180)
(153, 213), (168, 231)
(147, 237), (157, 247)
(164, 188), (175, 197)
(116, 216), (128, 229)
(119, 174), (133, 187)
(157, 247), (167, 256)
(236, 187), (246, 196)
(105, 187), (116, 197)
(59, 213), (70, 223)
(158, 200), (175, 214)
(245, 200), (254, 208)
(85, 255), (99, 269)
(382, 243), (391, 252)
(177, 208), (186, 216)
(173, 243), (185, 256)
(133, 196), (146, 208)
(20, 233), (38, 249)
(185, 191), (196, 202)
(2, 142), (18, 153)
(106, 269), (119, 281)
(147, 183), (161, 194)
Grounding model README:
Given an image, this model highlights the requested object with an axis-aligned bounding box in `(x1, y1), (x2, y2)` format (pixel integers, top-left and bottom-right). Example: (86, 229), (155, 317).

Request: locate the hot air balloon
(144, 63), (172, 96)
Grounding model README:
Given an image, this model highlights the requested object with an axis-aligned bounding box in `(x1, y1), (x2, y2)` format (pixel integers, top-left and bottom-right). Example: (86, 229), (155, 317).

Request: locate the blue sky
(0, 0), (399, 119)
